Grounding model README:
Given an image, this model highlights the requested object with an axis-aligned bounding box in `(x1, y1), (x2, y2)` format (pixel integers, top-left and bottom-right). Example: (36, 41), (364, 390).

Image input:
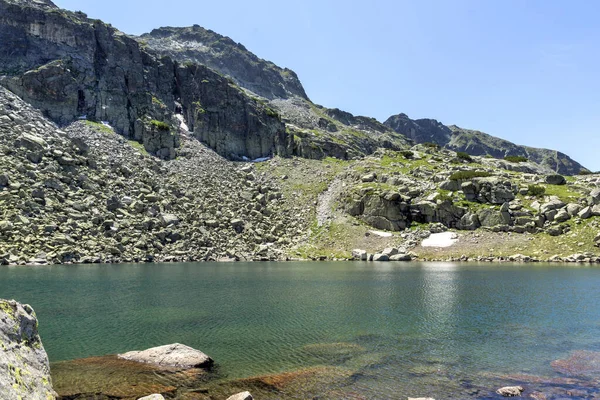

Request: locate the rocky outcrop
(138, 26), (308, 101)
(496, 385), (524, 397)
(118, 343), (213, 369)
(0, 299), (56, 400)
(384, 113), (586, 175)
(0, 0), (289, 160)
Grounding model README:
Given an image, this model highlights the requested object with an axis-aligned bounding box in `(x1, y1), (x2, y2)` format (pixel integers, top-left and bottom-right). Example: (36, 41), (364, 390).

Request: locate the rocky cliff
(138, 26), (308, 101)
(0, 299), (56, 400)
(384, 113), (585, 175)
(0, 0), (290, 161)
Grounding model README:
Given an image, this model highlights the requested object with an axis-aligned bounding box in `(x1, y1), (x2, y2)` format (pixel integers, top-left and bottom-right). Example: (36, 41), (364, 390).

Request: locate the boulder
(578, 206), (592, 219)
(390, 254), (412, 261)
(361, 172), (377, 183)
(372, 253), (389, 262)
(590, 188), (600, 205)
(160, 214), (180, 227)
(553, 209), (571, 223)
(457, 212), (480, 230)
(118, 343), (213, 369)
(138, 395), (165, 400)
(496, 386), (524, 397)
(227, 392), (253, 400)
(352, 249), (367, 261)
(0, 299), (57, 400)
(408, 398), (435, 400)
(592, 204), (600, 217)
(540, 199), (566, 214)
(545, 174), (566, 185)
(566, 203), (582, 216)
(381, 247), (399, 256)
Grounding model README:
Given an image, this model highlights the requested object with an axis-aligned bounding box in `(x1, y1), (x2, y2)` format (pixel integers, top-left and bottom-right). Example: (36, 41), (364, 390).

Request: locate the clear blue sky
(54, 0), (600, 171)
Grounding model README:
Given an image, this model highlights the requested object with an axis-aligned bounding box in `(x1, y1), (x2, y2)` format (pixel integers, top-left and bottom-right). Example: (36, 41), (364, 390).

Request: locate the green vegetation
(150, 120), (170, 131)
(456, 151), (473, 162)
(265, 107), (279, 118)
(127, 140), (149, 156)
(527, 184), (546, 197)
(151, 96), (166, 108)
(504, 155), (528, 163)
(192, 101), (206, 115)
(448, 170), (492, 181)
(399, 150), (414, 159)
(84, 120), (114, 135)
(578, 169), (593, 175)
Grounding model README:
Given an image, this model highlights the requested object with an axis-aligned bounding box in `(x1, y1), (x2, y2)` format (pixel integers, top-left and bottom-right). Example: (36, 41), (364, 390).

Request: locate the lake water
(1, 262), (600, 399)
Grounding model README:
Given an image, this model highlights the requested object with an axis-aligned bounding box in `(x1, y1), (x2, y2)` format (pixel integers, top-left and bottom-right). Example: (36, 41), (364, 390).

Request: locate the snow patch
(421, 232), (459, 248)
(369, 230), (393, 238)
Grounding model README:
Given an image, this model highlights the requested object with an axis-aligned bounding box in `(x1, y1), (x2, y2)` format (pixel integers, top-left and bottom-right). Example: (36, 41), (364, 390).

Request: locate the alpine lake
(1, 261), (600, 399)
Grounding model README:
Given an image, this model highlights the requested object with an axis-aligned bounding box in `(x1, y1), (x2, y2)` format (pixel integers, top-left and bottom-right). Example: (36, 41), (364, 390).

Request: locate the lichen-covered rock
(0, 299), (57, 400)
(496, 385), (524, 397)
(118, 343), (213, 369)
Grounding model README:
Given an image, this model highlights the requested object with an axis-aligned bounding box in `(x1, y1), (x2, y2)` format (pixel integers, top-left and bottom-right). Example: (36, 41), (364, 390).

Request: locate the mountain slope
(384, 113), (586, 175)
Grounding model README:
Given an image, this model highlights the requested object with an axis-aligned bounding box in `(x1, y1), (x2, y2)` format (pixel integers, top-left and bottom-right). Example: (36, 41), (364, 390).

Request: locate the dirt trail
(316, 177), (344, 227)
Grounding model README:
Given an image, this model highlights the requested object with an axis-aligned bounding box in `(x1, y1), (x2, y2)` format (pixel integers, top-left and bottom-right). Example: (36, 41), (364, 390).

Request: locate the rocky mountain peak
(3, 0), (56, 8)
(138, 25), (309, 100)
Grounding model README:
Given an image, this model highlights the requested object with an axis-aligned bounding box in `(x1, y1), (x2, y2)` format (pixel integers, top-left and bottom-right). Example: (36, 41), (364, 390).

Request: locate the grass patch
(127, 140), (149, 156)
(504, 155), (528, 163)
(84, 120), (113, 135)
(449, 170), (492, 181)
(150, 120), (170, 131)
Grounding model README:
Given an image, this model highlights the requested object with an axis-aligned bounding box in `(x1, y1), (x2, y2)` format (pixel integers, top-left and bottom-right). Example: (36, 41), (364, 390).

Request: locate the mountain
(0, 0), (289, 161)
(138, 26), (413, 161)
(383, 113), (585, 175)
(138, 26), (308, 101)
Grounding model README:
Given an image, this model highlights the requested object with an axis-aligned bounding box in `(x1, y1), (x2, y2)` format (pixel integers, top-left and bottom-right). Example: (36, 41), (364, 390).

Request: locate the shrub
(265, 107), (279, 118)
(422, 142), (440, 149)
(150, 120), (170, 131)
(504, 155), (528, 163)
(400, 150), (414, 159)
(449, 170), (492, 181)
(527, 184), (546, 197)
(456, 151), (473, 162)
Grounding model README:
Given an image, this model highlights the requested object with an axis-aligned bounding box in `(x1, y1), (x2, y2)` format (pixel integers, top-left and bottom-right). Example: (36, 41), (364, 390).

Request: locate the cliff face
(139, 26), (309, 101)
(0, 299), (56, 400)
(0, 0), (290, 160)
(384, 113), (586, 175)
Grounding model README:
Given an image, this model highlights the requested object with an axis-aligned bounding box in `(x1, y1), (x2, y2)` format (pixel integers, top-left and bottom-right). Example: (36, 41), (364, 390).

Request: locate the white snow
(421, 232), (459, 248)
(369, 230), (393, 238)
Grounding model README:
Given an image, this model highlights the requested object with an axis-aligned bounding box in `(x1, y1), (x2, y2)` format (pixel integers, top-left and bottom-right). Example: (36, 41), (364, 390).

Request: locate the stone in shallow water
(139, 395), (165, 400)
(118, 343), (213, 369)
(496, 385), (524, 397)
(226, 391), (253, 400)
(551, 350), (600, 378)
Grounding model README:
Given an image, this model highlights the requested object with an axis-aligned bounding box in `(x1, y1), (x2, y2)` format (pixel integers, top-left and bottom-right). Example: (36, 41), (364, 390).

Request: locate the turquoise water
(2, 262), (600, 398)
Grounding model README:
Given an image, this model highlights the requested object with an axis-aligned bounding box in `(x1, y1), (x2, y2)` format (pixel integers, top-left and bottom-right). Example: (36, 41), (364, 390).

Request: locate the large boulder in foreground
(118, 343), (213, 369)
(0, 299), (57, 400)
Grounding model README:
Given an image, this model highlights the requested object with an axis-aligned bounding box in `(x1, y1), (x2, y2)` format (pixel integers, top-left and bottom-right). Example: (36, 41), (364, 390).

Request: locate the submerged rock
(226, 391), (253, 400)
(496, 385), (524, 397)
(0, 299), (57, 400)
(551, 350), (600, 378)
(118, 343), (213, 369)
(138, 395), (165, 400)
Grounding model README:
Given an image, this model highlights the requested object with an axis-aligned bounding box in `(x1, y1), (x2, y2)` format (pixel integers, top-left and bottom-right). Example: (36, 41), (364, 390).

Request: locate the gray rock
(457, 212), (480, 230)
(138, 395), (165, 400)
(373, 253), (389, 262)
(118, 343), (213, 369)
(540, 199), (566, 214)
(545, 174), (566, 185)
(361, 172), (377, 183)
(0, 299), (57, 400)
(381, 247), (399, 256)
(566, 203), (582, 216)
(0, 174), (9, 187)
(226, 392), (253, 400)
(592, 204), (600, 217)
(390, 254), (412, 261)
(554, 209), (571, 223)
(496, 385), (524, 397)
(352, 249), (367, 261)
(590, 188), (600, 205)
(578, 206), (593, 219)
(160, 214), (180, 227)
